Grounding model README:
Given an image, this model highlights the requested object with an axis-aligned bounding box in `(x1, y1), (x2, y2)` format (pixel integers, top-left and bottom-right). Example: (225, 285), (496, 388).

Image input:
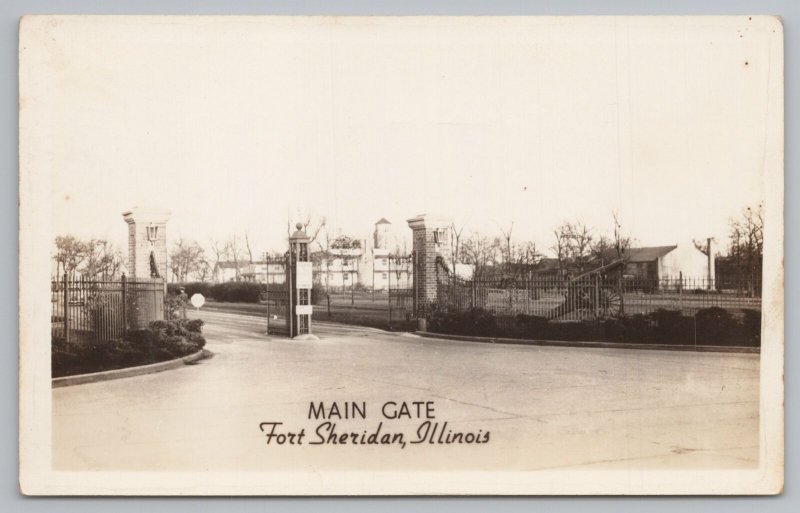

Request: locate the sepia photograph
(18, 15), (783, 495)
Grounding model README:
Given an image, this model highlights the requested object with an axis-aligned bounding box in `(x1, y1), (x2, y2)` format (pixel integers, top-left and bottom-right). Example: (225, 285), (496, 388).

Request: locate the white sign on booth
(296, 262), (313, 289)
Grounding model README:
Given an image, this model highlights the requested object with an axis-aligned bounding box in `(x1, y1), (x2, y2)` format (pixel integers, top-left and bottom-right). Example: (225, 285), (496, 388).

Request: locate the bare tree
(551, 223), (572, 277)
(197, 260), (211, 282)
(499, 222), (514, 266)
(209, 238), (225, 281)
(53, 236), (122, 278)
(224, 235), (246, 280)
(727, 203), (763, 294)
(244, 233), (255, 264)
(53, 235), (88, 276)
(611, 210), (632, 261)
(461, 233), (500, 281)
(692, 237), (720, 258)
(86, 239), (123, 278)
(294, 208), (327, 245)
(169, 238), (208, 282)
(590, 235), (615, 267)
(566, 221), (594, 274)
(315, 223), (333, 293)
(515, 240), (542, 267)
(505, 240), (542, 281)
(449, 222), (465, 271)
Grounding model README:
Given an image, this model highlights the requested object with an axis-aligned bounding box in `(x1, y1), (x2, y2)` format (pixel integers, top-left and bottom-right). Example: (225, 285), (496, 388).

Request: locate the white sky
(39, 16), (774, 257)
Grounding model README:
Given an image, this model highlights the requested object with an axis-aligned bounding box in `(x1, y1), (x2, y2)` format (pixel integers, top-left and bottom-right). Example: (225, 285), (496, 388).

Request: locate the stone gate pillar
(407, 214), (451, 317)
(122, 207), (171, 329)
(122, 207), (171, 279)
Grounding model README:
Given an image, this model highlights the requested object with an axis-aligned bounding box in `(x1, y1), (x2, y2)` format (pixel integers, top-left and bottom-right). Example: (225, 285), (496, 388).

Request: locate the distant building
(531, 258), (563, 279)
(240, 259), (287, 285)
(526, 243), (714, 286)
(374, 218), (392, 251)
(309, 218), (414, 291)
(212, 261), (240, 283)
(370, 218), (412, 290)
(316, 247), (364, 290)
(370, 250), (413, 291)
(214, 217), (413, 291)
(624, 243), (714, 285)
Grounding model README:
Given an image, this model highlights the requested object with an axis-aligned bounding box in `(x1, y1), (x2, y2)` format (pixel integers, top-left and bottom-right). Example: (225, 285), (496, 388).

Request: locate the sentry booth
(287, 223), (314, 338)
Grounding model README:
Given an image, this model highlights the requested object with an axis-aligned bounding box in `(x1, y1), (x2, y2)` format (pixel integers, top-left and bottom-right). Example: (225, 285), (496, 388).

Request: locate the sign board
(190, 293), (205, 309)
(296, 262), (313, 289)
(296, 304), (313, 315)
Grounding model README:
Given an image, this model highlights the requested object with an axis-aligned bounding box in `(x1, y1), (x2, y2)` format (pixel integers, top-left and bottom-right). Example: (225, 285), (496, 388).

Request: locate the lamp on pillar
(146, 223), (160, 278)
(122, 208), (171, 280)
(146, 224), (159, 243)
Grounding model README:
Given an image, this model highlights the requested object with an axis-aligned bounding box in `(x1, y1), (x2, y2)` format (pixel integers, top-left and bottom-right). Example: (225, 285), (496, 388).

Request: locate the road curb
(415, 331), (760, 354)
(52, 349), (212, 388)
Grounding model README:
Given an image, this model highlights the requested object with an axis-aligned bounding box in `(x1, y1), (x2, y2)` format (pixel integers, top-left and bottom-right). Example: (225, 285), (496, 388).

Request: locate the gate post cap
(407, 214), (451, 230)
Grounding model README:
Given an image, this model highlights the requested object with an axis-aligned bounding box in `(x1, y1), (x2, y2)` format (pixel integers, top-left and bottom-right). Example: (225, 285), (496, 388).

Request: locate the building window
(381, 259), (388, 266)
(382, 273), (388, 279)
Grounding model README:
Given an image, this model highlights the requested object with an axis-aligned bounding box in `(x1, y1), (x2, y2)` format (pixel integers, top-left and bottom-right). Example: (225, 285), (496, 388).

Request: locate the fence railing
(435, 275), (762, 321)
(51, 274), (165, 344)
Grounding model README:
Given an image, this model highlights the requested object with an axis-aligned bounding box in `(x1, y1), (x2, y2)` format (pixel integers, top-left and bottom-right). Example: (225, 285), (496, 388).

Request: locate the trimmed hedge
(428, 306), (761, 347)
(169, 281), (322, 304)
(428, 305), (497, 337)
(52, 319), (206, 378)
(168, 282), (271, 303)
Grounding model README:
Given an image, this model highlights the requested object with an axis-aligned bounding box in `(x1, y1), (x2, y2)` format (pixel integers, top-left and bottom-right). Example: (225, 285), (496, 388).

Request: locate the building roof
(626, 245), (677, 262)
(375, 217), (391, 225)
(529, 258), (562, 273)
(537, 258), (561, 270)
(214, 261), (240, 270)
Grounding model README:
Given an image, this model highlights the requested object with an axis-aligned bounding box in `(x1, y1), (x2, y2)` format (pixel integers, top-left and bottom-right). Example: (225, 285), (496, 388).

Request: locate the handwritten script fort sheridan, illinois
(260, 401), (491, 449)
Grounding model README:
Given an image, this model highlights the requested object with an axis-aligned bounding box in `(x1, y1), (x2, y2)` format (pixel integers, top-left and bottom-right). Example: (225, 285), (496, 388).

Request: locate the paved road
(52, 310), (759, 471)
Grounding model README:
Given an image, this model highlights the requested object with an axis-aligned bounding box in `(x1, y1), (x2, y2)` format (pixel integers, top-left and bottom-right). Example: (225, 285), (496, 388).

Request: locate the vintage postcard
(18, 16), (783, 495)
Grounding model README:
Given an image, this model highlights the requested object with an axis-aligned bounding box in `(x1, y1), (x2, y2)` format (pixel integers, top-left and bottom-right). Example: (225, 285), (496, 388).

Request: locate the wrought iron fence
(51, 274), (165, 344)
(435, 275), (762, 321)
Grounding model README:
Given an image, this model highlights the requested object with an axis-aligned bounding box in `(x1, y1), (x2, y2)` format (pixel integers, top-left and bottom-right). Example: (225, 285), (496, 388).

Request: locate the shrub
(170, 281), (263, 303)
(466, 308), (497, 336)
(513, 314), (549, 338)
(428, 305), (496, 336)
(210, 282), (262, 302)
(740, 309), (761, 346)
(311, 283), (326, 305)
(52, 318), (207, 378)
(692, 288), (720, 295)
(423, 303), (760, 348)
(694, 307), (735, 345)
(146, 319), (206, 349)
(648, 309), (693, 344)
(168, 282), (213, 298)
(185, 318), (205, 333)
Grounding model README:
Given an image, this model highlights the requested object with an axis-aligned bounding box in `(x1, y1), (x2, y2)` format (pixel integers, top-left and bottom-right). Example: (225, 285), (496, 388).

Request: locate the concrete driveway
(52, 309), (759, 471)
